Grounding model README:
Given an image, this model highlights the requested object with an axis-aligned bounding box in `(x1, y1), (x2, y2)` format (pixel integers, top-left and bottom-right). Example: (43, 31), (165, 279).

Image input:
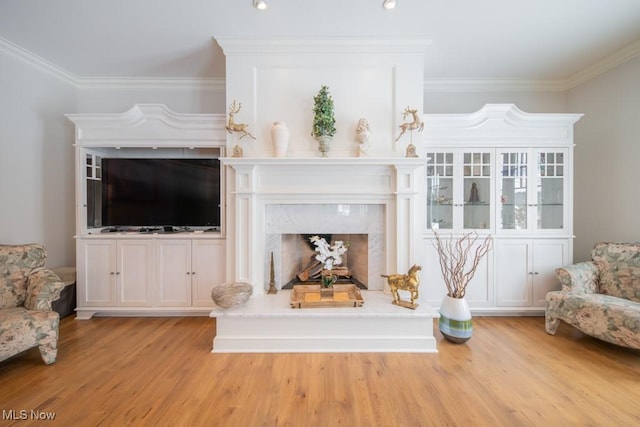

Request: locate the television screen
(100, 158), (221, 228)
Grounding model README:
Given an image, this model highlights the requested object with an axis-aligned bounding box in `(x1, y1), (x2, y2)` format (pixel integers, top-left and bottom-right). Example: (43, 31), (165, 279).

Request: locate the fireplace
(222, 158), (425, 294)
(209, 37), (438, 353)
(265, 204), (385, 291)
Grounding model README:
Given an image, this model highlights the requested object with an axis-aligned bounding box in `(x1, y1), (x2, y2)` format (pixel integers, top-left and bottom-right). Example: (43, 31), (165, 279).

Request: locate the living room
(1, 1), (639, 425)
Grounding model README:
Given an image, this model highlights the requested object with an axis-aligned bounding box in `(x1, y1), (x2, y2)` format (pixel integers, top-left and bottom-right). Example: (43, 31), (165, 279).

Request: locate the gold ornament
(381, 264), (421, 309)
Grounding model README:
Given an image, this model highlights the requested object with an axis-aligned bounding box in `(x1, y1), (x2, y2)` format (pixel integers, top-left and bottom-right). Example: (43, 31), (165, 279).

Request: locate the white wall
(424, 89), (567, 114)
(0, 51), (76, 268)
(567, 55), (640, 262)
(77, 86), (225, 114)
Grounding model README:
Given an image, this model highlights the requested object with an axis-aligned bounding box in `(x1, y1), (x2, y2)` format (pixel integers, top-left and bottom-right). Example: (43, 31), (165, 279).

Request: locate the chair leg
(545, 313), (560, 335)
(37, 321), (59, 365)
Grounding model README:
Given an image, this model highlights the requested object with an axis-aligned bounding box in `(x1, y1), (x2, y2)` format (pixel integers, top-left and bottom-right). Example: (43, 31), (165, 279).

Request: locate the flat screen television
(99, 158), (221, 229)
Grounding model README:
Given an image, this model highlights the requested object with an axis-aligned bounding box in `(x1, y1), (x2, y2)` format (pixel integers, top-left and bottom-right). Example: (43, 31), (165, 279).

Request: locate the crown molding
(74, 77), (225, 90)
(565, 39), (640, 89)
(3, 35), (639, 93)
(0, 36), (224, 91)
(0, 35), (77, 86)
(423, 78), (567, 93)
(214, 36), (432, 55)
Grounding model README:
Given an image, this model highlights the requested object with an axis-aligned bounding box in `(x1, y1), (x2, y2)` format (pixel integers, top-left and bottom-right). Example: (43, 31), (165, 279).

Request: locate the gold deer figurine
(395, 107), (424, 142)
(225, 100), (256, 140)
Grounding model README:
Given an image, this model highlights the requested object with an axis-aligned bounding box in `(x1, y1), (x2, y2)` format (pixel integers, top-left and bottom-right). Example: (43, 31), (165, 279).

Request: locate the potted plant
(433, 230), (493, 343)
(311, 85), (336, 157)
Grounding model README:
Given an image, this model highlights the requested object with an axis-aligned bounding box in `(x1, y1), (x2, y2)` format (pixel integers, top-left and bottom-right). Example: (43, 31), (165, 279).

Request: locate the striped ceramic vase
(439, 295), (472, 343)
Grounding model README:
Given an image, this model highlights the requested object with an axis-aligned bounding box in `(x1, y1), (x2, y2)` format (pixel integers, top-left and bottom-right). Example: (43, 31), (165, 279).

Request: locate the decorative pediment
(422, 104), (583, 145)
(66, 104), (226, 147)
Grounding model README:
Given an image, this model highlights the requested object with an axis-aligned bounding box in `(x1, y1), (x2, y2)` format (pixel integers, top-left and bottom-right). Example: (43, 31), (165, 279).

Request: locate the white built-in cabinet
(494, 239), (569, 307)
(156, 239), (226, 308)
(77, 239), (154, 308)
(67, 105), (228, 319)
(422, 105), (582, 314)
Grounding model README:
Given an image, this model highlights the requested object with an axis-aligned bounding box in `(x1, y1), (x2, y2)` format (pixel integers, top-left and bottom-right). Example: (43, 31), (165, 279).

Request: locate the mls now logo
(2, 410), (56, 420)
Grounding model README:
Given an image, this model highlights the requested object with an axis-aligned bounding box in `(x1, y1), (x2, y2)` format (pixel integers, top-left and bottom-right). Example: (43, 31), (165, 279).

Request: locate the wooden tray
(290, 284), (364, 308)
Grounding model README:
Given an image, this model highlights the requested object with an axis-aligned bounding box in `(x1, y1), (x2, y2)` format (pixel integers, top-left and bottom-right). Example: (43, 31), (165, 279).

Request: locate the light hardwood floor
(1, 315), (639, 426)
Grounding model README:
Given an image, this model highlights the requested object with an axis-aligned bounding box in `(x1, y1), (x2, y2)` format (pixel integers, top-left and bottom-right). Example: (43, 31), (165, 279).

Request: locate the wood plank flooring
(1, 315), (639, 426)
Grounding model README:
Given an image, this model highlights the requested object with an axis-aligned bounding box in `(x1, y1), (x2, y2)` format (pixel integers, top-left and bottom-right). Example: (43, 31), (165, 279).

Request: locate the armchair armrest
(24, 268), (65, 311)
(555, 261), (599, 293)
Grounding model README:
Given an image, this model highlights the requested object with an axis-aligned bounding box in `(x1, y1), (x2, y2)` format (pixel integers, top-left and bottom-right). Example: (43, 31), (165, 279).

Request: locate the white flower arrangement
(309, 235), (348, 271)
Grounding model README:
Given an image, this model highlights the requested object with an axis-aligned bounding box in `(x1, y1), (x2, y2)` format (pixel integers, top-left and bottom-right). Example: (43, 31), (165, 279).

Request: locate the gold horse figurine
(225, 100), (256, 140)
(381, 264), (421, 309)
(395, 107), (424, 142)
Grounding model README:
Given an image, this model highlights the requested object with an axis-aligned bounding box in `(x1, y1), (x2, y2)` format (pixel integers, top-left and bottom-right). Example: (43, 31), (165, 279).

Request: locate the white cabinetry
(495, 239), (568, 308)
(422, 105), (582, 314)
(77, 237), (225, 319)
(422, 238), (492, 308)
(68, 105), (228, 319)
(426, 150), (494, 232)
(155, 239), (226, 308)
(77, 239), (154, 309)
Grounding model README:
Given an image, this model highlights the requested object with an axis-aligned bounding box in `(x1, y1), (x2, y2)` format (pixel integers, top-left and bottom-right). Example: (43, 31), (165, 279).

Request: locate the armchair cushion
(555, 261), (599, 293)
(592, 242), (640, 302)
(0, 244), (47, 308)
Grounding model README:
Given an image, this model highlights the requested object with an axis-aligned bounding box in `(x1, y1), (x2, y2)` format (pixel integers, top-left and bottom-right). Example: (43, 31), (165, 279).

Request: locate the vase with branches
(433, 230), (493, 343)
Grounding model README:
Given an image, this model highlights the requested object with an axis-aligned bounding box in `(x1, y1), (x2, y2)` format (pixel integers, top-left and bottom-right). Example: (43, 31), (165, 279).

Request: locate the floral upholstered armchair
(0, 244), (65, 364)
(545, 242), (640, 350)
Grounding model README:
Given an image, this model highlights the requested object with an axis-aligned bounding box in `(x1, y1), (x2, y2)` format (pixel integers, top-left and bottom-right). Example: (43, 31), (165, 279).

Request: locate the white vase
(316, 135), (332, 157)
(438, 295), (473, 343)
(271, 122), (290, 157)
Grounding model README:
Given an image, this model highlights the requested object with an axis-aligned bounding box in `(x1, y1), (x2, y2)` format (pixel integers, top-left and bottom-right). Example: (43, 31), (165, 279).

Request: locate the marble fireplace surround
(265, 205), (383, 291)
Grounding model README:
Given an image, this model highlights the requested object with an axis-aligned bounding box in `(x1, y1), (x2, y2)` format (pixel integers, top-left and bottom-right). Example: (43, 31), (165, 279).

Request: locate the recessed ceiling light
(253, 0), (268, 11)
(383, 0), (397, 10)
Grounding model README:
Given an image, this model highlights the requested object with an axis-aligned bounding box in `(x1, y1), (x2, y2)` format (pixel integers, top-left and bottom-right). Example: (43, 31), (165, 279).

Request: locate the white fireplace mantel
(221, 156), (425, 293)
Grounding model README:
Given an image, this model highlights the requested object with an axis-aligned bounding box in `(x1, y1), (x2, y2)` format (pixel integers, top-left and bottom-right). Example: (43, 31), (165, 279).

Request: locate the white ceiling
(1, 0), (640, 85)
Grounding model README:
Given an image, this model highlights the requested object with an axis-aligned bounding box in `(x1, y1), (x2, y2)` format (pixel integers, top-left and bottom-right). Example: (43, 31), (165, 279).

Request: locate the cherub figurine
(356, 118), (371, 157)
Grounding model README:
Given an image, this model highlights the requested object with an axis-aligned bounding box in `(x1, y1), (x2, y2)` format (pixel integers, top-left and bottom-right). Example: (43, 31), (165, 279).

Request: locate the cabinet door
(155, 240), (192, 307)
(423, 238), (492, 308)
(462, 151), (492, 231)
(534, 150), (567, 231)
(426, 151), (455, 230)
(497, 150), (529, 231)
(77, 239), (116, 306)
(192, 239), (226, 307)
(422, 240), (448, 305)
(426, 150), (493, 232)
(532, 240), (568, 306)
(117, 240), (153, 306)
(495, 240), (532, 307)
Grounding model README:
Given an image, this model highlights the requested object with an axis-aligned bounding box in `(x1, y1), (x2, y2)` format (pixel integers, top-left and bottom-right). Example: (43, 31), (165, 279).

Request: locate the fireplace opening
(279, 234), (368, 289)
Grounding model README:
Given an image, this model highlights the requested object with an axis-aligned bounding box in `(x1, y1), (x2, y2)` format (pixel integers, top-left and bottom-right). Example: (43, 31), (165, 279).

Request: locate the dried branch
(433, 230), (493, 298)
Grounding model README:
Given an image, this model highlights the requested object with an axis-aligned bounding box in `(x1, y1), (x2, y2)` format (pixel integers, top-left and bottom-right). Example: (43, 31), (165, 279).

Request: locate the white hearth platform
(209, 291), (439, 353)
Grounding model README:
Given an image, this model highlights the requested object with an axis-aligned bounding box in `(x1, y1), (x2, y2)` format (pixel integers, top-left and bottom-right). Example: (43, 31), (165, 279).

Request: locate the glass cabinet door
(536, 151), (565, 230)
(463, 152), (491, 230)
(498, 151), (528, 230)
(426, 152), (454, 230)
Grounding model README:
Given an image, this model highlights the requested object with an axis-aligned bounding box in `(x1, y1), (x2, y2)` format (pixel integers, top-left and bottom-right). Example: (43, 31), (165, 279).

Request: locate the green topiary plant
(311, 85), (336, 139)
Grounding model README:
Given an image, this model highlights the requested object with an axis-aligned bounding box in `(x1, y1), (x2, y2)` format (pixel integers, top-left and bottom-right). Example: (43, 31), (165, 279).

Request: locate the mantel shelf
(220, 157), (425, 168)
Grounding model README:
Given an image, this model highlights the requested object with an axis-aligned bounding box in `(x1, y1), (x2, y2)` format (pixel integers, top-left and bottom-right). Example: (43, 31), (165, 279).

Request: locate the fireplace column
(227, 163), (257, 285)
(394, 164), (425, 272)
